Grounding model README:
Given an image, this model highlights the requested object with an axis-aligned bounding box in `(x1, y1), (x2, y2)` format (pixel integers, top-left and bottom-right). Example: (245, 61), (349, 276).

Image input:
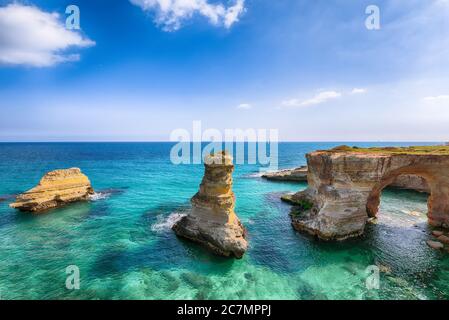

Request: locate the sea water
(0, 142), (448, 300)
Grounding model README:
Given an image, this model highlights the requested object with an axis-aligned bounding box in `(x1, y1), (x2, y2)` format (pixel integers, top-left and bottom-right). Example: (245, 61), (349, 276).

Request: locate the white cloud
(223, 0), (245, 28)
(423, 95), (449, 102)
(351, 88), (367, 94)
(0, 4), (94, 67)
(282, 91), (342, 108)
(130, 0), (246, 31)
(237, 103), (252, 109)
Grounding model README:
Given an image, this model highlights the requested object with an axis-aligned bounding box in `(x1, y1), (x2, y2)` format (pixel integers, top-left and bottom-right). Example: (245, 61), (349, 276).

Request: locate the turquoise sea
(0, 142), (448, 300)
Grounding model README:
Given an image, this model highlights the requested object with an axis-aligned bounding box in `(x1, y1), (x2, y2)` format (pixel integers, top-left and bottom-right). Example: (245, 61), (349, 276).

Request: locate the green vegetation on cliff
(281, 194), (313, 215)
(324, 145), (449, 155)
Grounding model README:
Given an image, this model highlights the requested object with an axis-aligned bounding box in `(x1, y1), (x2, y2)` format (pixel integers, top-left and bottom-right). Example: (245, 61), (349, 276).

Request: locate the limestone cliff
(264, 165), (429, 193)
(286, 147), (449, 240)
(10, 168), (94, 212)
(173, 152), (248, 258)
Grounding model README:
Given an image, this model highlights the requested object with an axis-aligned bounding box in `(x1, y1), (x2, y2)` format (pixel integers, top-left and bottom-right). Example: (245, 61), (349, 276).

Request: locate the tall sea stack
(173, 151), (248, 258)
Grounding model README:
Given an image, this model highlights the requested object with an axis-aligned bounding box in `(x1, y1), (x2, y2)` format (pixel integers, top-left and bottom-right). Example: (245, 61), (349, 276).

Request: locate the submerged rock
(377, 264), (392, 274)
(437, 235), (449, 245)
(172, 151), (248, 258)
(0, 194), (16, 203)
(427, 240), (444, 250)
(10, 168), (94, 212)
(432, 230), (444, 237)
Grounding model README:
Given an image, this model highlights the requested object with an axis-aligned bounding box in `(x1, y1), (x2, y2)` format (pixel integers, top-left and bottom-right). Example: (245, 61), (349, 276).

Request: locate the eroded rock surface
(10, 168), (94, 212)
(262, 166), (308, 182)
(263, 165), (429, 193)
(287, 148), (449, 240)
(390, 175), (430, 193)
(173, 152), (248, 258)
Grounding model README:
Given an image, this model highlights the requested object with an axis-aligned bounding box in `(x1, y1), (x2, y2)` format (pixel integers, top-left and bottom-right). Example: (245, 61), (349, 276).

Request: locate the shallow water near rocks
(0, 142), (448, 300)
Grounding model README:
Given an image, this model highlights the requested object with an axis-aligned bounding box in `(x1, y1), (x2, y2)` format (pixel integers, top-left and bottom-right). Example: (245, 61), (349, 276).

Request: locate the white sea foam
(151, 212), (187, 233)
(246, 171), (276, 178)
(89, 192), (110, 201)
(245, 169), (281, 178)
(245, 172), (265, 178)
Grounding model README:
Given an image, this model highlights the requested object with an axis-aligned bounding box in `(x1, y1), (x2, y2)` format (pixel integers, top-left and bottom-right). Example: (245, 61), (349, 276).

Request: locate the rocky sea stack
(10, 168), (94, 212)
(173, 151), (248, 258)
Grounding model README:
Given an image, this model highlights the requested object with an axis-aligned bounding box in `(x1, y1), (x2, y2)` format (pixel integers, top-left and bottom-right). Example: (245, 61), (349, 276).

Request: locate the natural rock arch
(289, 149), (449, 240)
(366, 171), (431, 219)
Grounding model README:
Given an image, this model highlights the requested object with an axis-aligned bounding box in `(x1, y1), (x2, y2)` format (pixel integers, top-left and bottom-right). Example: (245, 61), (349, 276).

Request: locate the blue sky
(0, 0), (448, 141)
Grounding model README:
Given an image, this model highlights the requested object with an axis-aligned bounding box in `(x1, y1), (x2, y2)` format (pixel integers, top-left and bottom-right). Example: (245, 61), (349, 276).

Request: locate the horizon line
(0, 140), (445, 143)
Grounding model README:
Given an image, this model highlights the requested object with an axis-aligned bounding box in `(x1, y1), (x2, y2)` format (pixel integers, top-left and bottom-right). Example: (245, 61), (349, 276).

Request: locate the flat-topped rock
(287, 146), (449, 240)
(262, 166), (308, 182)
(10, 168), (94, 212)
(173, 151), (248, 258)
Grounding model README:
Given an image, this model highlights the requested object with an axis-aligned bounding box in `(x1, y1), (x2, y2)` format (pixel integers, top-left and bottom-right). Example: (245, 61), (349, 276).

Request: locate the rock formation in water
(262, 166), (308, 182)
(10, 168), (94, 212)
(285, 146), (449, 240)
(262, 166), (430, 193)
(428, 229), (449, 252)
(427, 240), (444, 250)
(172, 151), (248, 258)
(263, 165), (429, 193)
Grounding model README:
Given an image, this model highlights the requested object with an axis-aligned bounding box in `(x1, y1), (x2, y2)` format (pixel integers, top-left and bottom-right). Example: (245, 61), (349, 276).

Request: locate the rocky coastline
(261, 166), (308, 182)
(282, 146), (449, 240)
(264, 166), (430, 193)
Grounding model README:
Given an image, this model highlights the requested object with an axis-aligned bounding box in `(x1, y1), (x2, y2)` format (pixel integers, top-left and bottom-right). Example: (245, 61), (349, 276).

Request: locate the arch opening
(366, 172), (432, 219)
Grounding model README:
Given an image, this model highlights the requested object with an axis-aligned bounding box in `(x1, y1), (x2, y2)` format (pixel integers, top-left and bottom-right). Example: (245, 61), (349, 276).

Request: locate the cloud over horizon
(351, 88), (367, 95)
(0, 4), (94, 67)
(282, 91), (342, 108)
(237, 103), (252, 109)
(130, 0), (246, 31)
(423, 95), (449, 103)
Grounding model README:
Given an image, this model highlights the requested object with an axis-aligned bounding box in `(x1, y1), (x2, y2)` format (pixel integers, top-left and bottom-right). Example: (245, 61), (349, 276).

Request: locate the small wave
(89, 192), (110, 201)
(151, 212), (187, 233)
(247, 173), (264, 178)
(245, 168), (283, 178)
